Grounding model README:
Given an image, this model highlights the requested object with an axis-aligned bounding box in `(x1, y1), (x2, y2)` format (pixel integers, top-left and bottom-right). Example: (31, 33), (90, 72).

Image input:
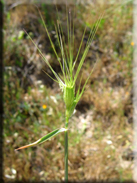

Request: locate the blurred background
(3, 0), (133, 182)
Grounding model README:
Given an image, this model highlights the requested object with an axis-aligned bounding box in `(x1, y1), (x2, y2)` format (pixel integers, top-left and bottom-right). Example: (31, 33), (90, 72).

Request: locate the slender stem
(65, 117), (68, 183)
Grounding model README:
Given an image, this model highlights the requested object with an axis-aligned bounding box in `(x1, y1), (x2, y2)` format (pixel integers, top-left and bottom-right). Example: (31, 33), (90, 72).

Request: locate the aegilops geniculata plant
(16, 5), (103, 183)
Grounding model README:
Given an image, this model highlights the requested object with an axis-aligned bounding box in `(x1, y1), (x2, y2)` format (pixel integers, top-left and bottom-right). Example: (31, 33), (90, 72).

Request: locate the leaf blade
(15, 128), (66, 151)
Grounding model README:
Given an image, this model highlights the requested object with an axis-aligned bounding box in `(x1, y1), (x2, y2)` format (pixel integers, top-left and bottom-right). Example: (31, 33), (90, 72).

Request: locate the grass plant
(15, 5), (103, 182)
(15, 1), (133, 182)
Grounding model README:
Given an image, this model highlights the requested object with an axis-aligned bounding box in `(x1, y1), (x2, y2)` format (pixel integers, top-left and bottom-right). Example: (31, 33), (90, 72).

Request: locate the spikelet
(63, 85), (75, 110)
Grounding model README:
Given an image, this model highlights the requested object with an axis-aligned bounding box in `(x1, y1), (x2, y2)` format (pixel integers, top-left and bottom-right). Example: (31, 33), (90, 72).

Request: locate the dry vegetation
(4, 1), (133, 182)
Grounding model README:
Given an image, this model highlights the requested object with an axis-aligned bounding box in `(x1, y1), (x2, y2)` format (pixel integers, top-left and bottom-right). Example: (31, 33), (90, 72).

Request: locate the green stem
(65, 117), (68, 183)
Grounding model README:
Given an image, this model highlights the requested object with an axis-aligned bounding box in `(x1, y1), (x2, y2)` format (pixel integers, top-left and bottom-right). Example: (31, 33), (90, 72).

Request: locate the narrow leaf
(15, 128), (67, 150)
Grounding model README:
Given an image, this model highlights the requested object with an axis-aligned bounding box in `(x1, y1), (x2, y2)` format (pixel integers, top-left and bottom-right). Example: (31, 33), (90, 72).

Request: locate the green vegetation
(4, 1), (133, 182)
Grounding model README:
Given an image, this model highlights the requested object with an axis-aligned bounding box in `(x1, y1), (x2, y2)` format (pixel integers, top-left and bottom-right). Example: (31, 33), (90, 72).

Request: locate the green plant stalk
(65, 128), (68, 182)
(65, 114), (69, 183)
